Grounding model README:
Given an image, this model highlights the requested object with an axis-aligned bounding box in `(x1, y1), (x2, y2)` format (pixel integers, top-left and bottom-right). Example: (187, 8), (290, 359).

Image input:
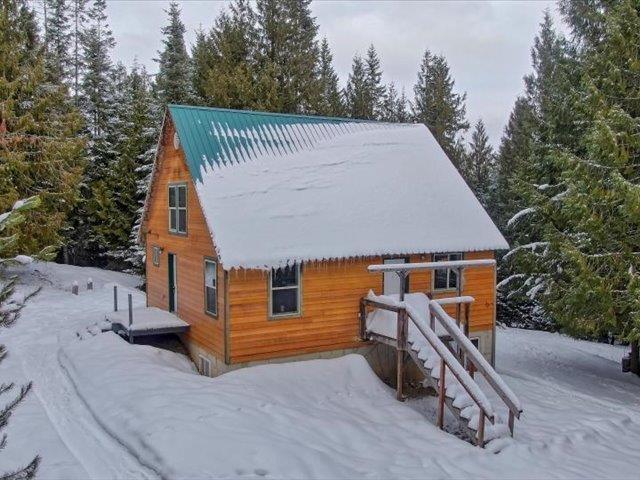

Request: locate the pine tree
(0, 0), (85, 258)
(155, 2), (193, 106)
(344, 54), (370, 119)
(70, 0), (88, 103)
(412, 49), (469, 168)
(196, 0), (260, 109)
(44, 0), (71, 83)
(541, 0), (640, 371)
(314, 37), (343, 116)
(191, 28), (215, 104)
(464, 119), (495, 208)
(381, 82), (410, 122)
(255, 0), (321, 113)
(497, 12), (578, 329)
(364, 44), (385, 120)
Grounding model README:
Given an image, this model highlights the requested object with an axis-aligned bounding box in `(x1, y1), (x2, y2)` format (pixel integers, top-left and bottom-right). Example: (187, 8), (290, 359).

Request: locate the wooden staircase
(360, 292), (522, 448)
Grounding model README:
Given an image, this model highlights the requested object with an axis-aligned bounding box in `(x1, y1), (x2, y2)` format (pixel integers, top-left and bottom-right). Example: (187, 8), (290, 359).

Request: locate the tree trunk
(630, 341), (639, 376)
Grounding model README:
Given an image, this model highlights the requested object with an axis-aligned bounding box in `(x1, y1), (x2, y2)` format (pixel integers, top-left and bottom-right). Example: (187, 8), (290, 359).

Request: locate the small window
(198, 355), (211, 377)
(204, 259), (217, 316)
(168, 184), (187, 234)
(433, 253), (463, 290)
(152, 246), (161, 267)
(270, 264), (301, 317)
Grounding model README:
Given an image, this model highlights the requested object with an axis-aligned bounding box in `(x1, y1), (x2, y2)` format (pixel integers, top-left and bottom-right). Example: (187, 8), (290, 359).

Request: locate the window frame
(151, 245), (162, 267)
(168, 182), (188, 235)
(268, 263), (302, 319)
(432, 252), (464, 292)
(204, 258), (218, 318)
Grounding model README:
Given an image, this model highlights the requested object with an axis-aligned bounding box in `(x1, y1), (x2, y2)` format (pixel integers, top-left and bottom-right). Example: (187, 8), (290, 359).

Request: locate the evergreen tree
(0, 0), (85, 258)
(541, 0), (640, 371)
(70, 0), (88, 103)
(314, 37), (343, 116)
(255, 0), (320, 113)
(381, 82), (410, 122)
(412, 49), (469, 168)
(44, 0), (71, 83)
(155, 2), (193, 106)
(464, 119), (495, 208)
(498, 11), (578, 329)
(344, 53), (370, 119)
(191, 27), (215, 104)
(196, 0), (260, 109)
(364, 44), (385, 119)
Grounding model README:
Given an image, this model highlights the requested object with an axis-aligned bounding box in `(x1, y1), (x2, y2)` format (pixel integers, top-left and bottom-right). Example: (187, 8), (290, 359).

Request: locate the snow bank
(60, 333), (482, 479)
(195, 123), (507, 269)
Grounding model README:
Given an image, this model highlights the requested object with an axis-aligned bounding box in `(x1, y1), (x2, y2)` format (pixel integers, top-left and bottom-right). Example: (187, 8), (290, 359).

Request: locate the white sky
(105, 0), (560, 146)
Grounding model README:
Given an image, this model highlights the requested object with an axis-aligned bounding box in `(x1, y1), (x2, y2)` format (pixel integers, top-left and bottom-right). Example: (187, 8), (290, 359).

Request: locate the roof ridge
(167, 104), (415, 126)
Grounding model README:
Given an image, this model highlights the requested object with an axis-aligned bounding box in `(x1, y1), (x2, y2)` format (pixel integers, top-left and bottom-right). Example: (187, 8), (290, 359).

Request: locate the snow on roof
(169, 106), (508, 270)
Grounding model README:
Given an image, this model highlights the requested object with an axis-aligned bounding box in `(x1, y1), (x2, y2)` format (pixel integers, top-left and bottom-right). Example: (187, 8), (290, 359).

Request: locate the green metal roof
(168, 105), (364, 182)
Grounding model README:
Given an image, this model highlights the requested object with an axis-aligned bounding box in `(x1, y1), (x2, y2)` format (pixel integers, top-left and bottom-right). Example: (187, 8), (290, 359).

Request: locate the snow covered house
(139, 105), (508, 376)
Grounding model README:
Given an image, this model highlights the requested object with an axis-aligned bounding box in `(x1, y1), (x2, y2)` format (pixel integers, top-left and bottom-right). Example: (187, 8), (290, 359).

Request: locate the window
(168, 184), (187, 234)
(433, 253), (463, 290)
(152, 246), (162, 267)
(269, 264), (301, 317)
(204, 259), (217, 316)
(198, 355), (211, 377)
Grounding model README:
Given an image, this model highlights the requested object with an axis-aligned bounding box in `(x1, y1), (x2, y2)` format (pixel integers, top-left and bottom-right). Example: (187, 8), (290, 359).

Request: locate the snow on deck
(107, 306), (189, 333)
(195, 123), (508, 270)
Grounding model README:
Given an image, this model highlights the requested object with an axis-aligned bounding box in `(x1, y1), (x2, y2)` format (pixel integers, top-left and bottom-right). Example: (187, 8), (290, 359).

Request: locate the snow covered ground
(2, 262), (640, 479)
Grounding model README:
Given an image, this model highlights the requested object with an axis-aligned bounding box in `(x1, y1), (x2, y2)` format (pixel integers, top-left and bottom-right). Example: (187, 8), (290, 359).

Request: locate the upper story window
(204, 259), (217, 316)
(168, 183), (187, 234)
(269, 263), (301, 317)
(433, 253), (463, 290)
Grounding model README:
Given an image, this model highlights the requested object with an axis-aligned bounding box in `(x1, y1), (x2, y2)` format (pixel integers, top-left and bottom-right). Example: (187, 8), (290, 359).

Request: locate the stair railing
(361, 295), (495, 446)
(429, 300), (523, 436)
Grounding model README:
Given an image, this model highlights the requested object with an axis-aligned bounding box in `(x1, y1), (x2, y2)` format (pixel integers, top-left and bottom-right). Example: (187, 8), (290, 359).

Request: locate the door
(168, 253), (177, 312)
(383, 257), (408, 296)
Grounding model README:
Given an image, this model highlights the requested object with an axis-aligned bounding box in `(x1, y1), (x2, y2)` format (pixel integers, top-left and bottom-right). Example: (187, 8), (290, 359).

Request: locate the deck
(107, 307), (190, 342)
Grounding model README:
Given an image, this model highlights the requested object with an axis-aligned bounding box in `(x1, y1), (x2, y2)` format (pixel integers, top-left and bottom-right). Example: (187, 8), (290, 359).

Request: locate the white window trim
(269, 264), (302, 319)
(204, 259), (218, 317)
(168, 183), (188, 235)
(198, 355), (211, 377)
(433, 253), (463, 291)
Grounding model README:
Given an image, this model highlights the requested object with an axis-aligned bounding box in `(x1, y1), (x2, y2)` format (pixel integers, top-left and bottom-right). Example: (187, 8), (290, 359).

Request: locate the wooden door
(383, 257), (408, 295)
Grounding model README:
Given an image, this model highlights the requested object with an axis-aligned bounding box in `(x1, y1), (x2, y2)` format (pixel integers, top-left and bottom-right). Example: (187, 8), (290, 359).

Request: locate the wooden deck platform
(107, 307), (190, 342)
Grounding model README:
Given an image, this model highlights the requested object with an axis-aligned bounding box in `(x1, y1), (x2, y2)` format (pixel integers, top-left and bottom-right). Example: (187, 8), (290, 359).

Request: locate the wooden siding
(143, 120), (225, 359)
(228, 251), (496, 364)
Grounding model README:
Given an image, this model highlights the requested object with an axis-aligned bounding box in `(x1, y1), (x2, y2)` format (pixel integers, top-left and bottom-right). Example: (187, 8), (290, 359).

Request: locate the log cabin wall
(143, 120), (226, 360)
(227, 251), (496, 364)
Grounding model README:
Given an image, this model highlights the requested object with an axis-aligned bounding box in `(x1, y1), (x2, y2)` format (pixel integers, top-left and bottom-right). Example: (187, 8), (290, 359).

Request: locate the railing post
(128, 293), (133, 344)
(87, 278), (93, 290)
(113, 285), (118, 312)
(359, 299), (367, 341)
(508, 410), (515, 437)
(396, 308), (408, 402)
(72, 281), (79, 295)
(477, 411), (485, 447)
(437, 358), (446, 429)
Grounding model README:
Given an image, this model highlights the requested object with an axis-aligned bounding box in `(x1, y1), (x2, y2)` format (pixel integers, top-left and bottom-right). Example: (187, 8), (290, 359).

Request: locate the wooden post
(87, 278), (93, 290)
(128, 293), (133, 344)
(477, 412), (485, 447)
(72, 281), (78, 295)
(508, 409), (515, 437)
(359, 299), (367, 341)
(113, 285), (118, 312)
(396, 309), (408, 401)
(630, 341), (639, 375)
(437, 358), (446, 429)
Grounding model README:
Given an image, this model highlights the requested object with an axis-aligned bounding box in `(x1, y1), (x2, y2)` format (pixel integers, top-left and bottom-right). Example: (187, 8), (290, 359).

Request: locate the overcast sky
(106, 0), (560, 146)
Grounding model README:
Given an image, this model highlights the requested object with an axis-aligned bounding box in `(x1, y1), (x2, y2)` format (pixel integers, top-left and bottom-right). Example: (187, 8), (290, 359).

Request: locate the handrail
(363, 293), (495, 427)
(367, 259), (496, 273)
(429, 301), (523, 421)
(435, 296), (475, 306)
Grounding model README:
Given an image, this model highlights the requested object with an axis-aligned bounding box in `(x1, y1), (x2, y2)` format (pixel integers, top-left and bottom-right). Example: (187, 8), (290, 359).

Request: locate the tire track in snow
(20, 344), (162, 480)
